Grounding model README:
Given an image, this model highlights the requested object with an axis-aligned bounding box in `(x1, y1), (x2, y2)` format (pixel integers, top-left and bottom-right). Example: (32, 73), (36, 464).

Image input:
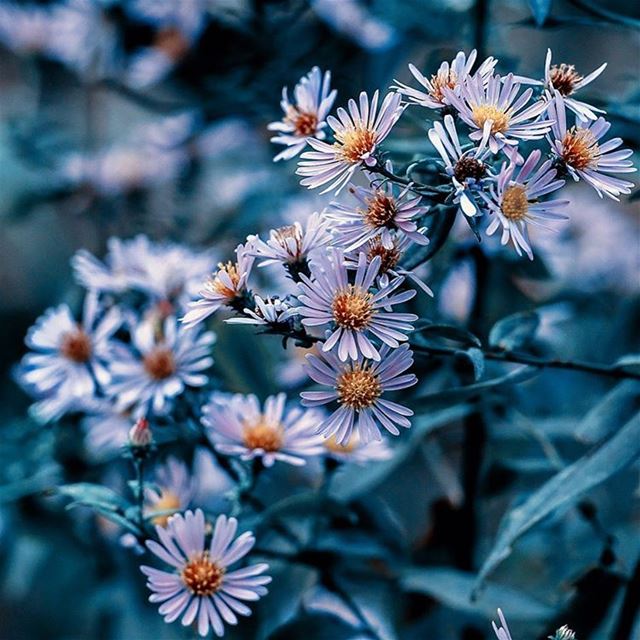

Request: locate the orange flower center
(155, 27), (189, 61)
(471, 104), (511, 134)
(242, 418), (284, 452)
(549, 63), (582, 96)
(181, 553), (225, 596)
(286, 107), (319, 136)
(335, 127), (377, 164)
(364, 191), (398, 229)
(430, 68), (458, 102)
(561, 127), (599, 170)
(60, 329), (92, 363)
(367, 238), (401, 273)
(209, 262), (241, 298)
(143, 348), (176, 380)
(336, 366), (381, 410)
(501, 184), (529, 221)
(332, 285), (374, 330)
(324, 434), (358, 454)
(150, 491), (182, 527)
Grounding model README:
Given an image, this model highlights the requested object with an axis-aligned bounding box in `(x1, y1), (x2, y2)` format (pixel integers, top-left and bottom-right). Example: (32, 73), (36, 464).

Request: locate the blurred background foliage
(0, 0), (639, 639)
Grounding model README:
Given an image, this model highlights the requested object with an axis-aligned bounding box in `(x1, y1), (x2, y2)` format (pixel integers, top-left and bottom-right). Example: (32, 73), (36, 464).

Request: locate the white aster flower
(301, 343), (417, 444)
(141, 509), (271, 637)
(145, 457), (194, 527)
(0, 3), (51, 55)
(297, 90), (404, 193)
(226, 295), (291, 326)
(444, 73), (551, 156)
(108, 317), (215, 415)
(290, 250), (418, 361)
(394, 49), (497, 110)
(268, 67), (337, 162)
(326, 168), (429, 251)
(481, 149), (569, 260)
(547, 93), (636, 200)
(202, 392), (325, 466)
(18, 292), (121, 420)
(543, 49), (606, 121)
(492, 608), (514, 640)
(428, 114), (492, 216)
(251, 212), (332, 279)
(182, 242), (255, 328)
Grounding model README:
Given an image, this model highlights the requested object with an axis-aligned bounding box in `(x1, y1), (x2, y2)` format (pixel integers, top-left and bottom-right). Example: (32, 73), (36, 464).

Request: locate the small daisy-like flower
(268, 66), (337, 161)
(543, 49), (606, 121)
(108, 317), (215, 415)
(297, 91), (404, 194)
(549, 625), (577, 640)
(145, 457), (194, 527)
(428, 114), (491, 217)
(547, 93), (636, 200)
(182, 242), (255, 328)
(251, 212), (331, 279)
(481, 150), (569, 260)
(326, 167), (429, 251)
(394, 49), (497, 110)
(19, 292), (121, 412)
(492, 608), (513, 640)
(290, 250), (418, 361)
(344, 234), (434, 297)
(202, 392), (325, 467)
(301, 343), (417, 444)
(226, 295), (290, 326)
(444, 73), (551, 155)
(141, 509), (271, 638)
(323, 432), (393, 464)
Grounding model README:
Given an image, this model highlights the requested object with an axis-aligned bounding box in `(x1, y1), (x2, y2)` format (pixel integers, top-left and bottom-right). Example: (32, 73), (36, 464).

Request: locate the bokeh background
(0, 1), (639, 639)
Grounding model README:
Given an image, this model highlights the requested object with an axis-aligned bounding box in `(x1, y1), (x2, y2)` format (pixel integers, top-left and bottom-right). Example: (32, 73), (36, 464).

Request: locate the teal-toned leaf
(402, 567), (554, 620)
(528, 0), (553, 26)
(414, 323), (482, 348)
(455, 347), (485, 381)
(58, 483), (130, 513)
(575, 380), (640, 443)
(489, 311), (539, 351)
(614, 353), (640, 369)
(475, 413), (640, 591)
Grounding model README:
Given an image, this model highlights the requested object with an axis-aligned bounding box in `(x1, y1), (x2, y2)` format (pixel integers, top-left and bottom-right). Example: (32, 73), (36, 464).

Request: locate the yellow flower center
(501, 184), (529, 221)
(210, 262), (241, 298)
(332, 285), (374, 330)
(59, 329), (92, 363)
(335, 127), (377, 164)
(324, 434), (358, 454)
(430, 68), (458, 102)
(364, 191), (398, 229)
(181, 553), (225, 596)
(561, 127), (599, 170)
(143, 348), (176, 380)
(471, 104), (511, 134)
(150, 491), (182, 527)
(549, 63), (582, 96)
(242, 418), (284, 452)
(336, 366), (382, 410)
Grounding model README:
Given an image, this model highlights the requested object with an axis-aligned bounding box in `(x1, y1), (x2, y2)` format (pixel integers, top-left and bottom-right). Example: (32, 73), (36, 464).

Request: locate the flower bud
(129, 417), (153, 448)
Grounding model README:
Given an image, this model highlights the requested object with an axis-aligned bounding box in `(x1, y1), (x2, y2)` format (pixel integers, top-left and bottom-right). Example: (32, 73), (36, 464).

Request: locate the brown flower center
(181, 553), (225, 596)
(242, 419), (284, 452)
(155, 27), (189, 61)
(286, 107), (318, 137)
(364, 191), (398, 229)
(501, 184), (529, 221)
(60, 329), (92, 363)
(335, 127), (377, 164)
(332, 285), (374, 330)
(367, 238), (401, 273)
(143, 348), (176, 380)
(430, 69), (458, 103)
(209, 262), (241, 298)
(471, 104), (511, 134)
(561, 127), (599, 170)
(336, 366), (381, 410)
(149, 490), (181, 527)
(549, 63), (583, 97)
(453, 157), (486, 183)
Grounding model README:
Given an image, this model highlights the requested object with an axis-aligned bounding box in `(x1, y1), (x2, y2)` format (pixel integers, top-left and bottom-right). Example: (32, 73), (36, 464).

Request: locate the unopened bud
(129, 418), (153, 447)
